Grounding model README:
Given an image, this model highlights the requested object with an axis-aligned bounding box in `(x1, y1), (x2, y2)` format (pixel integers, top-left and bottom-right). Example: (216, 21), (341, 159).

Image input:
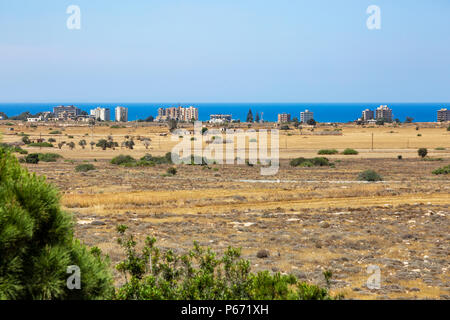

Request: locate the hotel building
(300, 110), (314, 123)
(277, 113), (291, 123)
(115, 106), (128, 122)
(437, 108), (450, 122)
(375, 105), (392, 122)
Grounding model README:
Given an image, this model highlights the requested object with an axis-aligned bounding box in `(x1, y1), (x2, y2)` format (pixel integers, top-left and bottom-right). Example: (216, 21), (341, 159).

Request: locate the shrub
(0, 149), (114, 299)
(22, 136), (31, 144)
(114, 226), (337, 300)
(435, 147), (445, 150)
(38, 153), (63, 162)
(48, 138), (56, 143)
(75, 164), (96, 172)
(342, 148), (358, 155)
(280, 125), (290, 130)
(49, 130), (62, 134)
(418, 148), (427, 158)
(358, 170), (383, 182)
(318, 149), (338, 155)
(140, 152), (173, 165)
(290, 157), (330, 167)
(111, 155), (136, 166)
(166, 167), (177, 176)
(397, 155), (402, 160)
(25, 153), (40, 164)
(432, 165), (450, 175)
(28, 142), (54, 148)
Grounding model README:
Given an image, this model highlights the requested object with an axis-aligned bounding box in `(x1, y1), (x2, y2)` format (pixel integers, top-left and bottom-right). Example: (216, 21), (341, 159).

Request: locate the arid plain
(1, 121), (449, 299)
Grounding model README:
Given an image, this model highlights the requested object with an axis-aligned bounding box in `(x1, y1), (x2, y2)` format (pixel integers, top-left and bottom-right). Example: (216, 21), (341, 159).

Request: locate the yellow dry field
(1, 121), (449, 300)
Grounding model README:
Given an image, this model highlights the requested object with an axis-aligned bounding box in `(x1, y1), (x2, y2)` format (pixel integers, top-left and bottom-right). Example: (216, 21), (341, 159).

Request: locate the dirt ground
(1, 121), (449, 299)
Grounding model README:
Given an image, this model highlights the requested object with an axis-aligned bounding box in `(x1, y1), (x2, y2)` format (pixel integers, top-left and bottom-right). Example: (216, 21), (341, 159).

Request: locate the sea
(0, 103), (447, 123)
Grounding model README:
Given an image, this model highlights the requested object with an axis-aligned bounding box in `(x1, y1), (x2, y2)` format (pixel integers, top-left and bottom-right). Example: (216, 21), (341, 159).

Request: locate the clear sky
(0, 0), (449, 103)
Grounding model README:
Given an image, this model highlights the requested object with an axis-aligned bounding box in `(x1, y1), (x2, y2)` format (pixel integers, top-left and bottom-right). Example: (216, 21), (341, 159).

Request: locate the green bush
(114, 226), (338, 300)
(432, 165), (450, 175)
(111, 155), (136, 166)
(49, 130), (62, 134)
(342, 148), (358, 155)
(140, 152), (173, 165)
(166, 167), (177, 176)
(38, 153), (63, 162)
(318, 149), (338, 155)
(358, 170), (383, 182)
(290, 157), (330, 167)
(418, 148), (427, 158)
(48, 138), (56, 143)
(0, 143), (27, 154)
(75, 164), (96, 172)
(28, 142), (54, 148)
(0, 149), (114, 299)
(25, 153), (40, 164)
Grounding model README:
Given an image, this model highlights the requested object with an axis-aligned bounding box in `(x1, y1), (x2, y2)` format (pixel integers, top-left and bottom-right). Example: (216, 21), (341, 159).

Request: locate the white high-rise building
(115, 106), (128, 122)
(90, 107), (111, 121)
(300, 109), (314, 123)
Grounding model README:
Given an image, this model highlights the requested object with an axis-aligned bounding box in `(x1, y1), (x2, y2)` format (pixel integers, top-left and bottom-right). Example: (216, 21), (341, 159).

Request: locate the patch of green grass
(318, 149), (338, 155)
(38, 153), (63, 162)
(28, 142), (54, 148)
(75, 164), (96, 172)
(432, 165), (450, 175)
(358, 170), (383, 182)
(342, 148), (358, 155)
(290, 157), (331, 167)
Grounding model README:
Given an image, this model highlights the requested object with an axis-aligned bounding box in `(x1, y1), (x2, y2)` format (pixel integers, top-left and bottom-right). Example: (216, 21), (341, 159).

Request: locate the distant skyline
(1, 0), (449, 103)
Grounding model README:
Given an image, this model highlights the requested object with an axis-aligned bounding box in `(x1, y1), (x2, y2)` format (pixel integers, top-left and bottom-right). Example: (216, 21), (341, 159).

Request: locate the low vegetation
(114, 225), (337, 300)
(418, 148), (428, 158)
(342, 148), (358, 155)
(318, 149), (338, 155)
(290, 157), (331, 167)
(358, 170), (383, 182)
(75, 163), (96, 172)
(28, 142), (54, 148)
(432, 165), (450, 175)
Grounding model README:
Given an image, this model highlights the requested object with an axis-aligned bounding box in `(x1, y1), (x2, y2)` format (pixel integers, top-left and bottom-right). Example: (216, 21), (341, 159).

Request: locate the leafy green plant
(166, 167), (177, 176)
(418, 148), (428, 158)
(114, 226), (338, 300)
(432, 165), (450, 175)
(111, 155), (136, 166)
(358, 170), (383, 182)
(0, 148), (114, 299)
(75, 164), (96, 172)
(25, 153), (40, 164)
(318, 149), (338, 155)
(290, 157), (331, 167)
(28, 142), (54, 148)
(342, 148), (358, 155)
(49, 130), (62, 134)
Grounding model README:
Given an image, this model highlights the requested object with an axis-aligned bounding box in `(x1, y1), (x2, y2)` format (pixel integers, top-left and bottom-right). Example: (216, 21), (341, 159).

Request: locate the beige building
(362, 109), (374, 122)
(277, 113), (291, 123)
(375, 105), (392, 122)
(156, 106), (198, 122)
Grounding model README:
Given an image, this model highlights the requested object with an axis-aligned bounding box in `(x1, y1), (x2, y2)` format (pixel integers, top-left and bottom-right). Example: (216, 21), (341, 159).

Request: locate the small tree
(79, 139), (87, 149)
(0, 148), (114, 299)
(90, 141), (95, 150)
(68, 141), (75, 150)
(418, 148), (427, 158)
(246, 109), (253, 123)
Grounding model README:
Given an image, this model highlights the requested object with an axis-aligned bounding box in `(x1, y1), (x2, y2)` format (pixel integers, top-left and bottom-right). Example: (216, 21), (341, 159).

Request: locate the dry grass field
(1, 121), (449, 299)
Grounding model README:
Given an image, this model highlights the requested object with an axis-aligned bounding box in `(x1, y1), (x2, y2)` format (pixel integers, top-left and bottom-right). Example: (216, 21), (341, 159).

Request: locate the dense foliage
(114, 225), (337, 300)
(358, 170), (383, 182)
(432, 165), (450, 175)
(342, 148), (358, 155)
(290, 157), (331, 167)
(318, 149), (338, 155)
(0, 148), (114, 299)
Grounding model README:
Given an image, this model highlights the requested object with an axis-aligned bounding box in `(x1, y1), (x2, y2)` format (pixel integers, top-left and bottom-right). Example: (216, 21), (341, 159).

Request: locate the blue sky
(0, 0), (449, 102)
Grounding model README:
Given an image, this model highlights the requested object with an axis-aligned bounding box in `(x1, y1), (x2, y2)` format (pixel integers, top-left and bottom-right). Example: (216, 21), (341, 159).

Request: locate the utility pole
(371, 133), (374, 151)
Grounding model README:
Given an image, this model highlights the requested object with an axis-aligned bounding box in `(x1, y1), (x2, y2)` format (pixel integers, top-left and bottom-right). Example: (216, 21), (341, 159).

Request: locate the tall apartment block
(300, 109), (314, 123)
(90, 107), (111, 121)
(375, 105), (392, 122)
(277, 113), (291, 123)
(156, 106), (198, 122)
(115, 106), (128, 122)
(362, 109), (374, 122)
(437, 108), (450, 122)
(53, 105), (81, 120)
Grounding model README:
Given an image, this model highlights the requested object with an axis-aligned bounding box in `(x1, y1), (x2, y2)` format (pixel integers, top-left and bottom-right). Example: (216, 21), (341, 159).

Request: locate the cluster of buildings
(156, 106), (199, 122)
(277, 109), (314, 123)
(209, 114), (232, 123)
(359, 105), (393, 123)
(24, 105), (129, 122)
